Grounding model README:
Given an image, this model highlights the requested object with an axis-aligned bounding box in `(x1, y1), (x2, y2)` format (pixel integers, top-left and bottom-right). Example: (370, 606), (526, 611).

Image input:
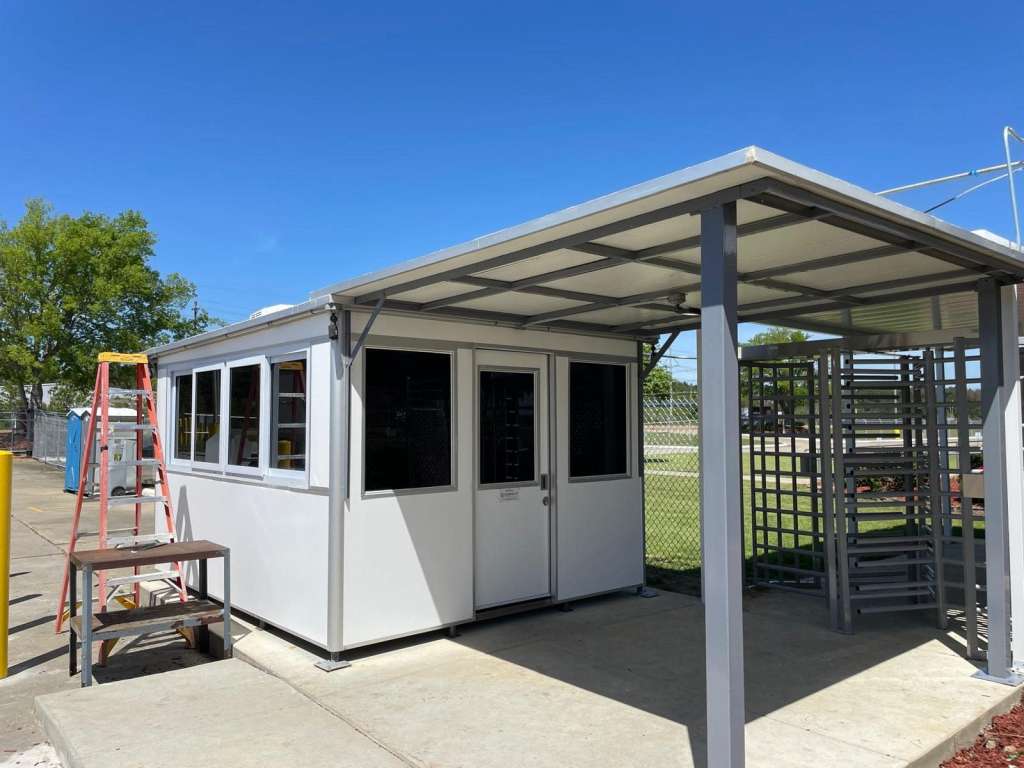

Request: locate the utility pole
(192, 300), (199, 323)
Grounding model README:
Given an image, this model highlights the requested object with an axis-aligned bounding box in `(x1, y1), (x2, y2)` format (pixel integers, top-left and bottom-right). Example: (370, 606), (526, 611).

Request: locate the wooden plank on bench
(70, 539), (227, 570)
(70, 599), (223, 640)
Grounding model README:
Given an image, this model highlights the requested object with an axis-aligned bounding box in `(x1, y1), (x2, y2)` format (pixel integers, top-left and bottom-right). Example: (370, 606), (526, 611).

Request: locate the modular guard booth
(149, 147), (1024, 768)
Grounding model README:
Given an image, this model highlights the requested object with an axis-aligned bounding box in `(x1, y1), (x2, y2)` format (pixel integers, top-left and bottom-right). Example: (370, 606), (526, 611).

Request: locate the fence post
(0, 450), (12, 678)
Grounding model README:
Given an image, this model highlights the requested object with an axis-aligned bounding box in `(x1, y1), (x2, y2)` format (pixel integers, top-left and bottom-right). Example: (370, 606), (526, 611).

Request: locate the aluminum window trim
(190, 362), (226, 472)
(168, 370), (194, 469)
(224, 356), (266, 475)
(268, 351), (310, 484)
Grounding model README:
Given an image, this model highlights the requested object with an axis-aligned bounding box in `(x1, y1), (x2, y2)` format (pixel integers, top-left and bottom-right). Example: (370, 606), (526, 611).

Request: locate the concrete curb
(34, 696), (84, 768)
(906, 684), (1022, 767)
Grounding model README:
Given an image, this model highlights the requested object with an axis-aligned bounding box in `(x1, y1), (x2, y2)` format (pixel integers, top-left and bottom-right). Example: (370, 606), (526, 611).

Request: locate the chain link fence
(32, 410), (68, 467)
(0, 410), (31, 452)
(644, 395), (702, 594)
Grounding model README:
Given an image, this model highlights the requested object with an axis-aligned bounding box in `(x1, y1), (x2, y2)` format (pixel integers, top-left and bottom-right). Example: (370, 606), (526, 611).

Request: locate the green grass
(643, 471), (962, 594)
(645, 451), (798, 476)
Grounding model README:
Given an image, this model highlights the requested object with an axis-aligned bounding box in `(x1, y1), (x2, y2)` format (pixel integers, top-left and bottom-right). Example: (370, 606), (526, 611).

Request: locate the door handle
(542, 496), (550, 506)
(540, 473), (548, 491)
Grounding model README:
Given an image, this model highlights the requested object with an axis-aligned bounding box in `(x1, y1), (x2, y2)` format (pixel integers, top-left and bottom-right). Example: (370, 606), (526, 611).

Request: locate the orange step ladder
(55, 352), (187, 635)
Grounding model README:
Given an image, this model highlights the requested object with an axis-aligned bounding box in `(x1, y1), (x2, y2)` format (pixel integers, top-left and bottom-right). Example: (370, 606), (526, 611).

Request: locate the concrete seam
(233, 650), (421, 768)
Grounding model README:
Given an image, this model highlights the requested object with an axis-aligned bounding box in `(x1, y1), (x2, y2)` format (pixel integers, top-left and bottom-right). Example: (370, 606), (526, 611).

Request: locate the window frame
(225, 356), (269, 477)
(361, 344), (457, 498)
(170, 370), (195, 468)
(267, 351), (310, 485)
(567, 359), (632, 483)
(190, 362), (227, 472)
(476, 365), (540, 490)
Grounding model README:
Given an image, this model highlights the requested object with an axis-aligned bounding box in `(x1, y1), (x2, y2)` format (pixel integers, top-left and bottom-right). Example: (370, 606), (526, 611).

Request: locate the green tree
(0, 199), (219, 421)
(743, 326), (810, 347)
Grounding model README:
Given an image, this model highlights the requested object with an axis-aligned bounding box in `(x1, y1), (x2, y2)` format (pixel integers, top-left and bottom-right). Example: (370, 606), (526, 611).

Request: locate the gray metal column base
(316, 653), (352, 672)
(972, 669), (1024, 687)
(636, 586), (658, 598)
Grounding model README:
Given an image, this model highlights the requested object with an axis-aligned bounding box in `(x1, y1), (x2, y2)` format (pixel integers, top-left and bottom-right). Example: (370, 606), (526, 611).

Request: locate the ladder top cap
(98, 352), (148, 364)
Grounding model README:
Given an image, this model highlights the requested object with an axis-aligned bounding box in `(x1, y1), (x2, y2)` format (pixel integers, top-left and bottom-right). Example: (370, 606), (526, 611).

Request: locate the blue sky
(2, 1), (1021, 365)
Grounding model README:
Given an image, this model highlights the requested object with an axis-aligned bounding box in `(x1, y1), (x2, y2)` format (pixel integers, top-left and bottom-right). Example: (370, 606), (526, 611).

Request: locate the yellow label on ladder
(97, 352), (149, 364)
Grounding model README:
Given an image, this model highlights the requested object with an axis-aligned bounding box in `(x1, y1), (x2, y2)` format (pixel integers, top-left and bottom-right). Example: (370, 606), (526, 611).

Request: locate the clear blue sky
(3, 1), (1022, 361)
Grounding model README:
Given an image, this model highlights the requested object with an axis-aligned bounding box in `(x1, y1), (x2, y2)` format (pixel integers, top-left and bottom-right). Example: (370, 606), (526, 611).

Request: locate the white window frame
(225, 356), (270, 477)
(191, 362), (226, 472)
(169, 370), (195, 468)
(567, 359), (632, 482)
(267, 351), (310, 485)
(361, 345), (457, 497)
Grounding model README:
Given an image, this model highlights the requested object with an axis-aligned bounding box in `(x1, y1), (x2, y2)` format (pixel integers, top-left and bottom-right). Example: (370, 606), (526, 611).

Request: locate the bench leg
(196, 558), (210, 654)
(69, 563), (77, 676)
(222, 551), (232, 659)
(81, 566), (93, 687)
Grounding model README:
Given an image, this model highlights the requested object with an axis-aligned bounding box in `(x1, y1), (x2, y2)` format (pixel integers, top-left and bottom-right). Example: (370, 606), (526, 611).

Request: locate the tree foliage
(743, 326), (810, 347)
(0, 199), (219, 412)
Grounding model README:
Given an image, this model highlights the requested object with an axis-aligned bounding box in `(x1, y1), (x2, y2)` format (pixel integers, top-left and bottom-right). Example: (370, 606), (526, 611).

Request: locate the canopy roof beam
(354, 180), (773, 306)
(628, 278), (982, 337)
(423, 211), (844, 315)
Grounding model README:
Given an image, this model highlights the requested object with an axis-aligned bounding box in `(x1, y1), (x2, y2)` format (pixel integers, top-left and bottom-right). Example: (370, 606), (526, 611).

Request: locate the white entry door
(474, 350), (551, 610)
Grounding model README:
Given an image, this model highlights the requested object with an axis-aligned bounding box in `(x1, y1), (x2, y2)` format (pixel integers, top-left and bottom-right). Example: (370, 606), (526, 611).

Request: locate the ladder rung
(75, 526), (140, 538)
(105, 570), (180, 587)
(85, 495), (167, 506)
(108, 388), (152, 397)
(108, 532), (174, 546)
(110, 423), (156, 432)
(108, 459), (160, 468)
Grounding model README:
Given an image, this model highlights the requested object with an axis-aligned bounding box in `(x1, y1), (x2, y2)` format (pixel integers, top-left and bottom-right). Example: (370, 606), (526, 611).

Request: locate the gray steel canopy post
(1001, 286), (1024, 674)
(699, 202), (745, 766)
(321, 306), (351, 672)
(975, 279), (1021, 684)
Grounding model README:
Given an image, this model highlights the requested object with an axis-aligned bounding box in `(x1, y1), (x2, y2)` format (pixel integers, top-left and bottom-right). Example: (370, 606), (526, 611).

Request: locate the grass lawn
(643, 465), (958, 594)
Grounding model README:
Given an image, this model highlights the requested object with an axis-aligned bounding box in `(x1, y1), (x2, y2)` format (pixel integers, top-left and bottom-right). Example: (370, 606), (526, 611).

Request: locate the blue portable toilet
(64, 410), (85, 491)
(64, 407), (139, 493)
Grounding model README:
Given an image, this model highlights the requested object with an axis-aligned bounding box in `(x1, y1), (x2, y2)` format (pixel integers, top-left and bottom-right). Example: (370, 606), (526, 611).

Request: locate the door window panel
(479, 370), (535, 485)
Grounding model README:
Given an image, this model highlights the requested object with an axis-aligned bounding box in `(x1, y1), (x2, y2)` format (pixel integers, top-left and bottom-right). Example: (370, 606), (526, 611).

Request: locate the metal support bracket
(641, 330), (680, 381)
(346, 295), (385, 369)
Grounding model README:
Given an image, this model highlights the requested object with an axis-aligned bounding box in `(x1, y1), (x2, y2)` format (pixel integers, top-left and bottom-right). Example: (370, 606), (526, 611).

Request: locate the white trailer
(150, 305), (643, 654)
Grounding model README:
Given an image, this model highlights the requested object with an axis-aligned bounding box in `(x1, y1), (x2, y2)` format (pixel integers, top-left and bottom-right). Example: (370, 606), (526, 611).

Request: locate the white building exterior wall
(154, 306), (643, 651)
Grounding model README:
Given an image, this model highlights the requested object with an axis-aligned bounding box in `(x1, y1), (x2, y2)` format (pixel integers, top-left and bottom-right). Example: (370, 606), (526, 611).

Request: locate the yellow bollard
(0, 450), (11, 678)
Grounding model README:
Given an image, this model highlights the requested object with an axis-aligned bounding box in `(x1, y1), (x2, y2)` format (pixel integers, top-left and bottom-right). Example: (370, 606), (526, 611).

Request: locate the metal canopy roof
(313, 146), (1024, 340)
(151, 146), (1024, 358)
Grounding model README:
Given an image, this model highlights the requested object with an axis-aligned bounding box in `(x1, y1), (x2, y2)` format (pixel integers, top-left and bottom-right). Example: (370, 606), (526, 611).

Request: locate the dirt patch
(942, 696), (1024, 767)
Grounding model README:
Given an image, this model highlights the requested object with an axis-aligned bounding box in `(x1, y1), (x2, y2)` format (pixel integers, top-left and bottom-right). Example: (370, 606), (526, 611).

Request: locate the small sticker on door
(499, 488), (519, 501)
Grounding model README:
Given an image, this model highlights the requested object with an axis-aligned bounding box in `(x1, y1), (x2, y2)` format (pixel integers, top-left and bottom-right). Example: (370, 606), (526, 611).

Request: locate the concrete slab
(231, 590), (1021, 768)
(2, 458), (215, 762)
(34, 659), (405, 768)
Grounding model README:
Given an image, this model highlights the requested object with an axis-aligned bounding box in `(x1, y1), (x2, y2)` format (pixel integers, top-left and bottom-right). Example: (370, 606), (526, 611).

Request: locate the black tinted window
(479, 370), (535, 485)
(569, 362), (627, 477)
(365, 349), (452, 492)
